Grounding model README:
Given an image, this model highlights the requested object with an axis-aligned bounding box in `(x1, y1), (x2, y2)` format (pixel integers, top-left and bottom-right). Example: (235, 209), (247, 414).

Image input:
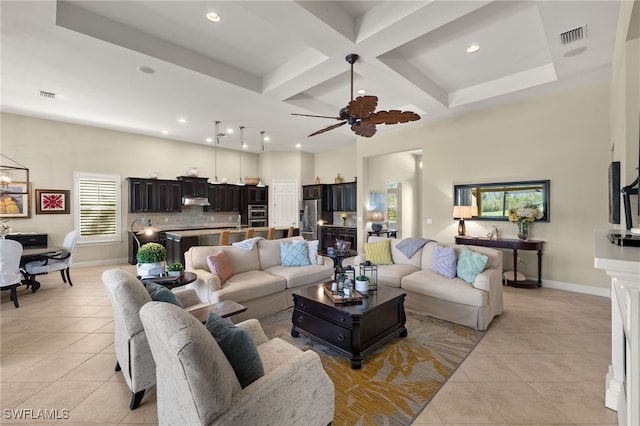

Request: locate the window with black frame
(454, 180), (550, 222)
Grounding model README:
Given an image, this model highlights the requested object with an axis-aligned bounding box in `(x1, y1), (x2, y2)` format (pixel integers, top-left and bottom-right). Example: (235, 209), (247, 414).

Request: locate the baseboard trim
(74, 258), (130, 268)
(538, 278), (610, 298)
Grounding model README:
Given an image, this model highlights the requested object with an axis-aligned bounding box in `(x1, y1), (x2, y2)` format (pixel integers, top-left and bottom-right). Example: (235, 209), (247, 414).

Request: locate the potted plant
(167, 262), (183, 277)
(136, 242), (167, 278)
(355, 275), (369, 293)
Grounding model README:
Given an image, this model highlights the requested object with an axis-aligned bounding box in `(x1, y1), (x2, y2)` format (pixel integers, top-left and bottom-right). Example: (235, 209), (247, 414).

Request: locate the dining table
(20, 246), (62, 292)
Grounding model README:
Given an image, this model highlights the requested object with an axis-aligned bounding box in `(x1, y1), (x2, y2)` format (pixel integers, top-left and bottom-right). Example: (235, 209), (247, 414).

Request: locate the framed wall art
(36, 189), (70, 214)
(0, 182), (30, 218)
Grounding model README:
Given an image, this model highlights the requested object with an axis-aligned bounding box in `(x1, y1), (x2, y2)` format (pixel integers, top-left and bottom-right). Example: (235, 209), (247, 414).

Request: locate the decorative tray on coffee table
(323, 285), (363, 305)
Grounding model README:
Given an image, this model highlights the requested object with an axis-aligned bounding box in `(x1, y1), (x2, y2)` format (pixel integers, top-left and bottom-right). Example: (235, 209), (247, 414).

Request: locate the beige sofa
(344, 237), (503, 330)
(184, 236), (334, 322)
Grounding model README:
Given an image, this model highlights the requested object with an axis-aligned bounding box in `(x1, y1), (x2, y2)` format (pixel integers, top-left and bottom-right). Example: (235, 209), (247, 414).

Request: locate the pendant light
(257, 130), (266, 187)
(212, 121), (222, 184)
(236, 126), (245, 186)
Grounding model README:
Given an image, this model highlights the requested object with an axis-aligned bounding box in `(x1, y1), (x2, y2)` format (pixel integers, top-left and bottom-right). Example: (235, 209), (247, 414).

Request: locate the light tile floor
(1, 264), (617, 425)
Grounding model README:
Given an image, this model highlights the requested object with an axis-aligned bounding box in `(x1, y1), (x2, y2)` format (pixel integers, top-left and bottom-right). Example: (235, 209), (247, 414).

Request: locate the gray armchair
(139, 301), (335, 425)
(101, 269), (216, 409)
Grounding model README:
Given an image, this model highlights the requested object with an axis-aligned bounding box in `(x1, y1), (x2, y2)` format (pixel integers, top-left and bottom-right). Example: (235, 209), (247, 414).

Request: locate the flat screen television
(609, 161), (621, 224)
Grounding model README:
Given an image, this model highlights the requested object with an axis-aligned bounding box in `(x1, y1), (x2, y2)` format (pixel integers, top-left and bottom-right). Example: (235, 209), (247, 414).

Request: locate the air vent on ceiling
(39, 90), (56, 99)
(560, 25), (586, 45)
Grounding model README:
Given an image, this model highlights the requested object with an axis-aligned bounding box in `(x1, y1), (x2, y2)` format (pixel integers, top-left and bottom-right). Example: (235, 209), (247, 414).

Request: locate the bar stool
(245, 228), (255, 239)
(219, 230), (230, 246)
(287, 226), (294, 238)
(267, 227), (276, 240)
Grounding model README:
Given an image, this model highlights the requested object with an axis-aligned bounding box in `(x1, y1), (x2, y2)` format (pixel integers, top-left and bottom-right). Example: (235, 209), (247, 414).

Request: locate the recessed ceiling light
(242, 144), (247, 149)
(161, 130), (169, 135)
(206, 12), (221, 23)
(205, 137), (213, 143)
(137, 66), (155, 74)
(295, 143), (301, 148)
(177, 118), (187, 124)
(466, 44), (480, 53)
(226, 128), (234, 134)
(264, 136), (271, 142)
(357, 89), (366, 94)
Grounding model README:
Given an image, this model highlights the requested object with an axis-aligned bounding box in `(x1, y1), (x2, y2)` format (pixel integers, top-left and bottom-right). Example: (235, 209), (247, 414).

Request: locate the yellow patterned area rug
(260, 308), (485, 426)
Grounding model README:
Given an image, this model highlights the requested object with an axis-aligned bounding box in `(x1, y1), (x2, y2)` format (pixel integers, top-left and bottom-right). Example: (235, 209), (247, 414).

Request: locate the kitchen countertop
(319, 224), (357, 229)
(164, 226), (295, 238)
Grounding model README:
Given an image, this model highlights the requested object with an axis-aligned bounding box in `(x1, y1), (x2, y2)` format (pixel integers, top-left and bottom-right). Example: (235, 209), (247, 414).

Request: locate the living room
(1, 1), (639, 425)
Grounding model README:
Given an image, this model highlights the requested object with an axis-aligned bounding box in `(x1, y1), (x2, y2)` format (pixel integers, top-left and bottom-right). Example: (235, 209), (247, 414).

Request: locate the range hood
(182, 196), (211, 206)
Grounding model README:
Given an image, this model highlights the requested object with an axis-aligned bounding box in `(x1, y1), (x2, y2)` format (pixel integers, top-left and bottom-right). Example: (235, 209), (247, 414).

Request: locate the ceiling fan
(292, 54), (420, 138)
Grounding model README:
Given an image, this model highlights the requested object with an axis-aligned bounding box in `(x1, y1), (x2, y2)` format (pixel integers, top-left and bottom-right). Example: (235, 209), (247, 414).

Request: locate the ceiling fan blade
(291, 113), (341, 120)
(351, 121), (377, 137)
(308, 121), (347, 137)
(347, 96), (378, 118)
(367, 110), (421, 125)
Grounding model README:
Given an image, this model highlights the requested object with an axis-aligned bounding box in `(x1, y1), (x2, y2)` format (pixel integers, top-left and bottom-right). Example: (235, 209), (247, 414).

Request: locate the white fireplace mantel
(594, 230), (640, 426)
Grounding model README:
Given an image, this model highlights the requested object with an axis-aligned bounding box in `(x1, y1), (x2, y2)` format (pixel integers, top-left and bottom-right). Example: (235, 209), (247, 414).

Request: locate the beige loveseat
(184, 236), (334, 322)
(344, 237), (503, 330)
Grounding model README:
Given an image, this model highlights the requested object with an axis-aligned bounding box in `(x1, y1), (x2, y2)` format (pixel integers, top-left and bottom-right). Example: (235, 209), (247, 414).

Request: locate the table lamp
(452, 206), (474, 236)
(130, 218), (159, 249)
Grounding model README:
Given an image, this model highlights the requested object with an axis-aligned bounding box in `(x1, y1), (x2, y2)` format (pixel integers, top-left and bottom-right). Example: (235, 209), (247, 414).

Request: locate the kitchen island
(164, 226), (298, 264)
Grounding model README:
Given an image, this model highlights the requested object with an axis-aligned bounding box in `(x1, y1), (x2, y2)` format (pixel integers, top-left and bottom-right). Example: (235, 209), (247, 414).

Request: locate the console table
(455, 236), (544, 288)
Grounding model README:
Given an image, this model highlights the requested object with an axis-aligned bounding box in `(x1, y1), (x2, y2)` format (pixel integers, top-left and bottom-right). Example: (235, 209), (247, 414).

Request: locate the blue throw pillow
(280, 240), (311, 267)
(205, 313), (265, 388)
(143, 281), (184, 308)
(431, 245), (457, 279)
(456, 246), (488, 284)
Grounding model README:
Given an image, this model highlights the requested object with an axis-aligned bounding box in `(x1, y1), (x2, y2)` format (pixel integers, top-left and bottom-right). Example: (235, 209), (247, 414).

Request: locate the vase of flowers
(340, 213), (348, 226)
(508, 203), (543, 240)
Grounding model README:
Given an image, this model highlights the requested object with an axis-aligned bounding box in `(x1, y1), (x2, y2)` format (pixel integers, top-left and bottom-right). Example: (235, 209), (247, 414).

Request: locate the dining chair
(0, 239), (23, 308)
(287, 226), (295, 238)
(23, 230), (78, 288)
(219, 230), (230, 246)
(267, 227), (276, 240)
(245, 228), (255, 239)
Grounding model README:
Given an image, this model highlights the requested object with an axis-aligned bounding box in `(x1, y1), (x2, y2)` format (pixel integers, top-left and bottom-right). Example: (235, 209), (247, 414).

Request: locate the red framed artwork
(36, 189), (70, 214)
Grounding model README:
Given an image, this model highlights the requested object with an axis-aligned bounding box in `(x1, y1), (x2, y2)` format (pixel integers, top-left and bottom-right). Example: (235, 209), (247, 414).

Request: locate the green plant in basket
(355, 275), (368, 282)
(167, 262), (183, 272)
(136, 242), (166, 263)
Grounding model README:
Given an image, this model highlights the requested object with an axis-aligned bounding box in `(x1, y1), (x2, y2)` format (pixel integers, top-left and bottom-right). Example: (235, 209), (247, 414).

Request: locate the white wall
(0, 113), (260, 264)
(348, 82), (612, 290)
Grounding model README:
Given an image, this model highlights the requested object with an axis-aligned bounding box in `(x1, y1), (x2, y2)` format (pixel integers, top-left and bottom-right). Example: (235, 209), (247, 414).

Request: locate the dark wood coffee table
(291, 284), (407, 369)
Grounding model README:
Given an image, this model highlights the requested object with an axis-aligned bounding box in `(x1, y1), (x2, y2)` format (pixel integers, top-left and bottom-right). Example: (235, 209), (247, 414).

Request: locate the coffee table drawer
(293, 309), (352, 352)
(294, 296), (353, 327)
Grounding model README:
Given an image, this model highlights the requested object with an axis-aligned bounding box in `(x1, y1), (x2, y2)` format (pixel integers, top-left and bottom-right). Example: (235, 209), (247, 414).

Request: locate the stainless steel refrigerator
(300, 199), (322, 241)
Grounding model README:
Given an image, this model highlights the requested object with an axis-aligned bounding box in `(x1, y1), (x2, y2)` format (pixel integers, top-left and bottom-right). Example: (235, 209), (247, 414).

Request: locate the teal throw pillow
(205, 313), (265, 388)
(280, 240), (311, 267)
(143, 281), (184, 308)
(456, 246), (488, 284)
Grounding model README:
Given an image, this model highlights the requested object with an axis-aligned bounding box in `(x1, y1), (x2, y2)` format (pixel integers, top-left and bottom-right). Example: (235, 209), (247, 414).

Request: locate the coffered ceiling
(0, 1), (620, 153)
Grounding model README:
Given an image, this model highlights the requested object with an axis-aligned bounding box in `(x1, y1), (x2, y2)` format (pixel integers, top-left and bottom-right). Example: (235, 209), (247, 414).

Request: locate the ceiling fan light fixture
(466, 44), (480, 53)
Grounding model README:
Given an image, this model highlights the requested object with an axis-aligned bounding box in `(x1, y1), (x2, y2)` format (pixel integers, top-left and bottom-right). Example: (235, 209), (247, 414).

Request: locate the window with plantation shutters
(74, 173), (121, 243)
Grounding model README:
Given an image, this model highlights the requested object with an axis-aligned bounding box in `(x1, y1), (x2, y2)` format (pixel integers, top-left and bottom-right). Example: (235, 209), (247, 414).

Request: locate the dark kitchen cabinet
(155, 180), (182, 212)
(327, 182), (357, 212)
(245, 186), (268, 204)
(302, 184), (324, 200)
(178, 177), (208, 198)
(128, 178), (182, 213)
(207, 184), (241, 212)
(165, 233), (198, 265)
